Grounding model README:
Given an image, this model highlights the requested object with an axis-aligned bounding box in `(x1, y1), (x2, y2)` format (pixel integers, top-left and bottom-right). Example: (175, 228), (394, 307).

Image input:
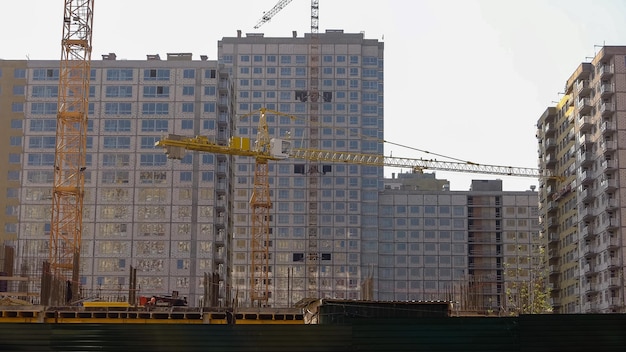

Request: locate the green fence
(0, 314), (625, 351)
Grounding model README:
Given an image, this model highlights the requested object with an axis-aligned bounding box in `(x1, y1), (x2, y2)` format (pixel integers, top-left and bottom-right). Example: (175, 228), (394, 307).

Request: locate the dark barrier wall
(0, 314), (625, 351)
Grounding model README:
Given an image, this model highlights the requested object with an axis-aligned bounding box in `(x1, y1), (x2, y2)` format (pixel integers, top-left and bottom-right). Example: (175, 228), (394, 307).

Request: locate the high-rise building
(380, 173), (540, 314)
(538, 46), (625, 313)
(1, 54), (234, 306)
(218, 30), (385, 307)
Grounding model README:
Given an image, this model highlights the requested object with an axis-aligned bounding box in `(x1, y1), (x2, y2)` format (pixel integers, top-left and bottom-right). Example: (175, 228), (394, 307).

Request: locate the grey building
(2, 53), (234, 306)
(380, 173), (541, 313)
(538, 46), (626, 313)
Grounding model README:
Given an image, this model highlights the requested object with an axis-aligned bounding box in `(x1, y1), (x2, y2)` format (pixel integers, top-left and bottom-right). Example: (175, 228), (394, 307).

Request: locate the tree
(505, 246), (552, 315)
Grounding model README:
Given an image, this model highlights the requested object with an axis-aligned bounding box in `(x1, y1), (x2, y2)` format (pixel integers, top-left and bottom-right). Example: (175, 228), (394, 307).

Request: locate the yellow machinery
(155, 108), (540, 307)
(49, 0), (95, 303)
(255, 0), (323, 304)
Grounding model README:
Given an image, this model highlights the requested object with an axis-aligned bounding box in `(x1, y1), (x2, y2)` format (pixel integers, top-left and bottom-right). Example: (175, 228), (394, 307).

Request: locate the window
(33, 68), (59, 80)
(106, 69), (133, 81)
(11, 103), (24, 113)
(105, 86), (132, 97)
(140, 154), (167, 166)
(280, 55), (291, 64)
(10, 136), (22, 146)
(29, 119), (55, 132)
(143, 86), (170, 98)
(182, 103), (194, 113)
(144, 69), (170, 80)
(204, 69), (217, 78)
(14, 68), (26, 78)
(204, 86), (216, 96)
(142, 102), (169, 114)
(27, 153), (55, 166)
(141, 120), (168, 132)
(13, 85), (25, 95)
(31, 102), (57, 114)
(104, 102), (132, 115)
(181, 120), (193, 129)
(203, 103), (216, 113)
(104, 120), (131, 132)
(103, 136), (131, 149)
(182, 86), (194, 96)
(180, 171), (192, 182)
(8, 154), (20, 164)
(11, 119), (23, 130)
(183, 69), (195, 78)
(140, 136), (159, 148)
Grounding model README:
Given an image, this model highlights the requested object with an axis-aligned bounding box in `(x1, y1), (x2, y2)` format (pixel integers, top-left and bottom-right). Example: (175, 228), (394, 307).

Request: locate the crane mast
(49, 0), (94, 303)
(306, 0), (321, 300)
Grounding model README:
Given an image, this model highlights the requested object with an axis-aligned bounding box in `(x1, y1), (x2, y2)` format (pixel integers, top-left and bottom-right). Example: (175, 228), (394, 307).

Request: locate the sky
(2, 0), (626, 191)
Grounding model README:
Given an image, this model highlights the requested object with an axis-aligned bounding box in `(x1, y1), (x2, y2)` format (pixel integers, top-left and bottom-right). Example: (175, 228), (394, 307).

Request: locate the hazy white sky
(2, 0), (625, 190)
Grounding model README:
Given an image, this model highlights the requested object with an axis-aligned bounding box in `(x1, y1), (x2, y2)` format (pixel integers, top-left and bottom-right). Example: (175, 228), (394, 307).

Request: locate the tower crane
(156, 108), (541, 306)
(49, 0), (95, 303)
(255, 0), (322, 302)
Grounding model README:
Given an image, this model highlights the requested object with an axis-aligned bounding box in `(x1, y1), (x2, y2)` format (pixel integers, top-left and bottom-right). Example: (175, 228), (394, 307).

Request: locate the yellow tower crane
(156, 108), (541, 307)
(255, 0), (323, 303)
(49, 0), (95, 304)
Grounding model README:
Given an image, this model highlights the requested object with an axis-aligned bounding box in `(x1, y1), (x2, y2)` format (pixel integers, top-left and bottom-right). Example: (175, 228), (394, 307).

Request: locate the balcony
(577, 152), (594, 167)
(576, 79), (591, 96)
(607, 235), (621, 248)
(601, 121), (616, 135)
(583, 301), (600, 313)
(544, 122), (555, 134)
(601, 102), (615, 116)
(601, 179), (617, 192)
(601, 159), (617, 171)
(605, 199), (618, 211)
(597, 64), (614, 78)
(580, 225), (593, 240)
(544, 152), (557, 167)
(549, 265), (560, 275)
(606, 219), (619, 231)
(548, 232), (559, 244)
(577, 115), (592, 132)
(544, 138), (556, 151)
(584, 281), (598, 294)
(583, 243), (596, 258)
(578, 133), (593, 146)
(608, 256), (621, 268)
(577, 170), (592, 185)
(583, 263), (596, 275)
(600, 140), (616, 154)
(579, 188), (593, 202)
(579, 207), (595, 221)
(547, 217), (558, 228)
(600, 83), (614, 97)
(576, 98), (592, 114)
(608, 277), (621, 288)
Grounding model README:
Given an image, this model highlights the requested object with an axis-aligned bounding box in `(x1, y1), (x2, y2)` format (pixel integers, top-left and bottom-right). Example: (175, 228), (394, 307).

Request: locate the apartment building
(0, 61), (27, 245)
(218, 30), (384, 307)
(538, 46), (626, 313)
(1, 54), (234, 305)
(380, 173), (541, 313)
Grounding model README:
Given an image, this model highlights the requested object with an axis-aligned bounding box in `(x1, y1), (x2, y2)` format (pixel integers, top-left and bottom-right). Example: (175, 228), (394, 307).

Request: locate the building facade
(380, 173), (541, 313)
(218, 30), (385, 307)
(1, 54), (234, 306)
(538, 46), (626, 313)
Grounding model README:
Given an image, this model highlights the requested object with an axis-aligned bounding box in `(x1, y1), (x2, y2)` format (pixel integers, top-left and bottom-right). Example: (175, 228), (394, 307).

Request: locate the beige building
(0, 61), (27, 245)
(538, 46), (626, 313)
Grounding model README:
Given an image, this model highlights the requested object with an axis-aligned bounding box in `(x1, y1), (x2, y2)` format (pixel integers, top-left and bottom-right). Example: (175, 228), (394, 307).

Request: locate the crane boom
(49, 0), (94, 304)
(156, 135), (540, 179)
(254, 0), (293, 29)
